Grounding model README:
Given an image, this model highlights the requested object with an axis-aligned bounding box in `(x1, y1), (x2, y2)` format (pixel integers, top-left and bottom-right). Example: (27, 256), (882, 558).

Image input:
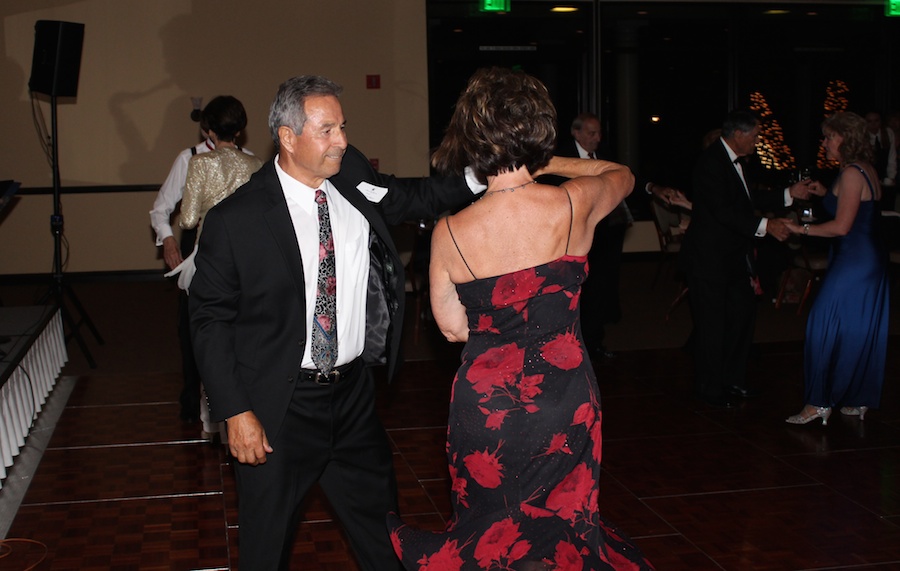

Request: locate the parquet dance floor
(1, 272), (898, 570)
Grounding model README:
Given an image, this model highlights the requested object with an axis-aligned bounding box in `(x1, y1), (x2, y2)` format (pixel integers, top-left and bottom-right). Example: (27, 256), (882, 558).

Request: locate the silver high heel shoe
(840, 406), (869, 420)
(786, 406), (832, 426)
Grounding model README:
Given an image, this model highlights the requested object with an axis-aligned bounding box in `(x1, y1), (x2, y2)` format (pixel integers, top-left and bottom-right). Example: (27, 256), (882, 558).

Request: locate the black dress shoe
(729, 385), (761, 398)
(703, 394), (737, 408)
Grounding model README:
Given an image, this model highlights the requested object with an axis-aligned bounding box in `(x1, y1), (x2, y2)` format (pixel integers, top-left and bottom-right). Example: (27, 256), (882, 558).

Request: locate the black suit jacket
(557, 139), (582, 160)
(189, 145), (475, 438)
(679, 139), (784, 281)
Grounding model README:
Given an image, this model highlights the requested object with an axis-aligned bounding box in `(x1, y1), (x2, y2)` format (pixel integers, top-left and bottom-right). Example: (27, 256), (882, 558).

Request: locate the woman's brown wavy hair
(823, 111), (874, 165)
(431, 67), (557, 182)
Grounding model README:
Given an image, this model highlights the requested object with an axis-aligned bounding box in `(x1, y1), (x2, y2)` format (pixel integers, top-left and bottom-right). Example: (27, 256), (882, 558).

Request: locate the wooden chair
(665, 285), (690, 322)
(774, 243), (829, 315)
(649, 199), (688, 288)
(395, 219), (434, 342)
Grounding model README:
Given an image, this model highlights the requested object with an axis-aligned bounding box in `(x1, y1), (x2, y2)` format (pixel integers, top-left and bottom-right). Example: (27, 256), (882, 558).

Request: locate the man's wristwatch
(803, 223), (810, 235)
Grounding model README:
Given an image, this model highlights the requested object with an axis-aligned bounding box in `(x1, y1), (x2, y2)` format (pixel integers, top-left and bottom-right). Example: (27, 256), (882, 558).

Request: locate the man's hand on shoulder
(226, 410), (273, 465)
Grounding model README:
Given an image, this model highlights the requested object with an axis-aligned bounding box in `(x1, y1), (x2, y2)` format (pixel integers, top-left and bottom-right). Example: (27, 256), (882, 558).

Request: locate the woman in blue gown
(785, 111), (889, 425)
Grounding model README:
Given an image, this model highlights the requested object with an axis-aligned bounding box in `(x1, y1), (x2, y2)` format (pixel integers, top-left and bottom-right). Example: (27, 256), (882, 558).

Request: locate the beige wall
(0, 0), (431, 274)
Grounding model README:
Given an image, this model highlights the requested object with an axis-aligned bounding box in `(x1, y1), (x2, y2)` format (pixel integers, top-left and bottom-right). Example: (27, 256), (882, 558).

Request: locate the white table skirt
(0, 309), (66, 489)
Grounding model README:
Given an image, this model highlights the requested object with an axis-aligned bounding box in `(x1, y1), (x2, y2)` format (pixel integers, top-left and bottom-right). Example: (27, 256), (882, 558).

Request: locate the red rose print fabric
(387, 256), (654, 570)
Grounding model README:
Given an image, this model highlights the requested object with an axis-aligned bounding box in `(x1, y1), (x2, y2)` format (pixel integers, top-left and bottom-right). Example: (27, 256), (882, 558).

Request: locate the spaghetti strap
(849, 163), (876, 201)
(563, 186), (574, 255)
(446, 217), (478, 280)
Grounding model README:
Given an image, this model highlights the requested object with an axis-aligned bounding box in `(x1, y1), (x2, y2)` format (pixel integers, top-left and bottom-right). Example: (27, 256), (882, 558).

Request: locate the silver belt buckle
(315, 369), (340, 385)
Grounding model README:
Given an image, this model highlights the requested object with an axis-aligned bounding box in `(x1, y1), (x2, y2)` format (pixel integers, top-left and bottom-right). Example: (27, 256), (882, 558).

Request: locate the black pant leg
(318, 371), (402, 571)
(687, 273), (756, 399)
(177, 227), (200, 421)
(177, 291), (201, 420)
(581, 220), (626, 351)
(722, 275), (757, 389)
(233, 368), (401, 571)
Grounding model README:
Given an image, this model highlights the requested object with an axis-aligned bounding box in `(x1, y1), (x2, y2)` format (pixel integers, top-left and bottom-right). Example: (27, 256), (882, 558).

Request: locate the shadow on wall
(0, 54), (46, 186)
(111, 12), (203, 184)
(109, 9), (276, 186)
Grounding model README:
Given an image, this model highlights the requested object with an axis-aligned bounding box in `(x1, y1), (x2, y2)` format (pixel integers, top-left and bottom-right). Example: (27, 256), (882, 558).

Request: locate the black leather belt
(298, 357), (361, 385)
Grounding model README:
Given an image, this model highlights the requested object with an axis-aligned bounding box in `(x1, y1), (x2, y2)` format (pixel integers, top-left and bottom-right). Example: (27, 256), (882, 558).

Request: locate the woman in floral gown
(386, 67), (654, 570)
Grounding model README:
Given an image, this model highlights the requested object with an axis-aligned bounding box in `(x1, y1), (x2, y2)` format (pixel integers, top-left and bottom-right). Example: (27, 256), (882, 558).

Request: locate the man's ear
(278, 126), (295, 153)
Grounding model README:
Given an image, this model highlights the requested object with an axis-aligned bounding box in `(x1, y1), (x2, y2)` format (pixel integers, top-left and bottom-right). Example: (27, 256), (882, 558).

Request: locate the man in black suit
(865, 111), (897, 210)
(190, 76), (482, 570)
(553, 113), (627, 357)
(679, 109), (818, 407)
(555, 113), (677, 358)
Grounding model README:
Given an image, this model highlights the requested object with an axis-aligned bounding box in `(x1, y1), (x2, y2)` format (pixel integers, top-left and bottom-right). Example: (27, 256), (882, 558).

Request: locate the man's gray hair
(571, 112), (600, 132)
(721, 109), (759, 138)
(268, 75), (343, 148)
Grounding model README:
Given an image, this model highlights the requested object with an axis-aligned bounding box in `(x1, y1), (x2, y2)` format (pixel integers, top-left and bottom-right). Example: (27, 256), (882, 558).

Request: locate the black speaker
(29, 20), (85, 98)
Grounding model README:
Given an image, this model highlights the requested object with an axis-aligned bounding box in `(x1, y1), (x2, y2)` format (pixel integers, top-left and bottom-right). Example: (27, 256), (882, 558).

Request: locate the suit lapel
(717, 141), (752, 206)
(255, 158), (397, 310)
(258, 163), (307, 299)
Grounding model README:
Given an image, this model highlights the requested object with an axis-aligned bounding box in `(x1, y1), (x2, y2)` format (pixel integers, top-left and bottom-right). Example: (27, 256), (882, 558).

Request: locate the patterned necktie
(587, 152), (596, 159)
(311, 189), (337, 373)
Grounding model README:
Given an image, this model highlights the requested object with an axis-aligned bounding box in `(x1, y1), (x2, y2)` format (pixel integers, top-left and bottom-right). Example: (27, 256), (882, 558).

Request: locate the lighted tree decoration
(817, 79), (850, 169)
(749, 91), (796, 171)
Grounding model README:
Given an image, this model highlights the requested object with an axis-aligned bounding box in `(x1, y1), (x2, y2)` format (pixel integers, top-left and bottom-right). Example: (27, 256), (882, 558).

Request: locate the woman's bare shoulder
(838, 163), (869, 186)
(836, 164), (880, 200)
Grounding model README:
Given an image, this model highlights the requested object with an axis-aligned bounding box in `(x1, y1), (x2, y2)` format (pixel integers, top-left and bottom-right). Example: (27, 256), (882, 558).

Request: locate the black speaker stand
(38, 93), (104, 368)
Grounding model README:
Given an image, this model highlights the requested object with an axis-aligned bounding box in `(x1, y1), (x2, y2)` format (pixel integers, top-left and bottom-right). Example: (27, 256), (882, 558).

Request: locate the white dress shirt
(275, 157), (370, 369)
(150, 140), (214, 245)
(574, 141), (593, 160)
(869, 129), (897, 184)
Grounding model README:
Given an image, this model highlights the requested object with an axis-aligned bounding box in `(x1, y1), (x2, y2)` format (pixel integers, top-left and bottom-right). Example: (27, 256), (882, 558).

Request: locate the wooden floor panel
(8, 495), (229, 571)
(2, 277), (899, 570)
(603, 431), (817, 498)
(388, 426), (451, 482)
(595, 473), (675, 537)
(644, 486), (900, 570)
(65, 371), (185, 407)
(781, 446), (900, 517)
(49, 401), (200, 447)
(18, 444), (225, 504)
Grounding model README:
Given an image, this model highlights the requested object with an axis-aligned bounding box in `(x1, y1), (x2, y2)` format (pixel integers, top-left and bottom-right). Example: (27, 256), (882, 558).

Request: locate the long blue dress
(804, 165), (889, 409)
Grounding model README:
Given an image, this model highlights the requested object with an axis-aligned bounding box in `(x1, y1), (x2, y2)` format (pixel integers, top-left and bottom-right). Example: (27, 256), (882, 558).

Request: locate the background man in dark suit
(555, 113), (678, 358)
(190, 75), (482, 570)
(558, 113), (628, 357)
(679, 109), (821, 408)
(865, 111), (897, 210)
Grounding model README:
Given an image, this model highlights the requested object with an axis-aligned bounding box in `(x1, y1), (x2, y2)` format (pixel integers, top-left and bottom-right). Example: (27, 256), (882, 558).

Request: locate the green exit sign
(481, 0), (510, 12)
(888, 0), (900, 16)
